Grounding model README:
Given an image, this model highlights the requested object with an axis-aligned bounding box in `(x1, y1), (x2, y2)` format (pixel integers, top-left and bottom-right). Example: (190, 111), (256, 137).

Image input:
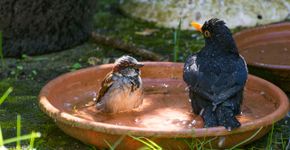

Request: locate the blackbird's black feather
(183, 18), (248, 130)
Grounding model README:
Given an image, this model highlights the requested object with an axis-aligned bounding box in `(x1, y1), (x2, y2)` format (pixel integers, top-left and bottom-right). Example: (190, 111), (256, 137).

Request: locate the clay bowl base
(234, 22), (290, 92)
(39, 62), (289, 149)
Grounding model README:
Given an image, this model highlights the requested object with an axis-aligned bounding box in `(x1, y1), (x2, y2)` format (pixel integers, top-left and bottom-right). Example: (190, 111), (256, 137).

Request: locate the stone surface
(120, 0), (290, 29)
(0, 0), (96, 57)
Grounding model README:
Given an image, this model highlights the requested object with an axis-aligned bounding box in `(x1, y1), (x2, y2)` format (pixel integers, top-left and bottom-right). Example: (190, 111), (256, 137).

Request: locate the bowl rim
(38, 62), (289, 138)
(234, 22), (290, 70)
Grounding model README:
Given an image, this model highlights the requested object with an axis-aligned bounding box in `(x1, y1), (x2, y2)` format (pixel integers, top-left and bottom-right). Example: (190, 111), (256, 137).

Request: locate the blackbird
(183, 18), (248, 131)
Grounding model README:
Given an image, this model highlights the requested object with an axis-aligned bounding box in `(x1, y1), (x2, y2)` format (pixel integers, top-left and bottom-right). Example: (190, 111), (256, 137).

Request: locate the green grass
(0, 87), (13, 106)
(103, 125), (282, 150)
(229, 127), (264, 150)
(0, 88), (41, 149)
(0, 31), (6, 70)
(173, 19), (182, 62)
(104, 135), (126, 150)
(129, 135), (162, 150)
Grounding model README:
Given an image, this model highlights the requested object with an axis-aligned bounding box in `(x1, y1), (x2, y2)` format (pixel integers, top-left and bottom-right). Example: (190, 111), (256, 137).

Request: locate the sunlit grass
(0, 88), (41, 150)
(229, 127), (263, 150)
(101, 125), (277, 150)
(129, 135), (162, 150)
(104, 135), (126, 150)
(0, 87), (13, 106)
(266, 123), (274, 150)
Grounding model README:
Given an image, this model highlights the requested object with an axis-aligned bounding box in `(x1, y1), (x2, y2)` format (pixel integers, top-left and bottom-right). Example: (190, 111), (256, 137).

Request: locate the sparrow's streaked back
(96, 55), (144, 113)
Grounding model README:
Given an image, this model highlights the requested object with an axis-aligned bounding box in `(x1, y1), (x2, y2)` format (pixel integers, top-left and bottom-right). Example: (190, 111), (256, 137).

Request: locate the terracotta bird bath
(234, 22), (290, 92)
(39, 62), (289, 149)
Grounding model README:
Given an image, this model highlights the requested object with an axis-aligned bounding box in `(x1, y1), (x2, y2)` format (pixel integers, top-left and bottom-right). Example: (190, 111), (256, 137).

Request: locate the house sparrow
(183, 18), (248, 131)
(96, 55), (144, 113)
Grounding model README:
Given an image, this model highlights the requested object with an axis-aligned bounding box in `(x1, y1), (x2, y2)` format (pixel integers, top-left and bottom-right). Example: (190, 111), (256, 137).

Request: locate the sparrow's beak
(135, 63), (144, 68)
(191, 22), (202, 32)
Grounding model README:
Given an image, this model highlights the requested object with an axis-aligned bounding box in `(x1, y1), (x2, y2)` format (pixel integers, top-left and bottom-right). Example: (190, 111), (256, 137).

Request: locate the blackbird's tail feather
(216, 105), (241, 131)
(201, 106), (218, 128)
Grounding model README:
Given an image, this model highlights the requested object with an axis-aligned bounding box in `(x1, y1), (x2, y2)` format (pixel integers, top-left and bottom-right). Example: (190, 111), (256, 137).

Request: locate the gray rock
(0, 0), (96, 57)
(120, 0), (290, 29)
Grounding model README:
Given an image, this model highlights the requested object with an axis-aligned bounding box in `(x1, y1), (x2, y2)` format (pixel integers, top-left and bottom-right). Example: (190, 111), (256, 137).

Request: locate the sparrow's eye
(204, 30), (211, 38)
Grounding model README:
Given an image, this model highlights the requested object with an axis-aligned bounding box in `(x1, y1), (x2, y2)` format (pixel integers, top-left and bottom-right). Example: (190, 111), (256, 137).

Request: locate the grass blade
(0, 126), (3, 146)
(229, 127), (263, 150)
(0, 31), (5, 69)
(3, 132), (41, 145)
(104, 135), (125, 150)
(0, 87), (13, 106)
(173, 19), (182, 62)
(29, 131), (38, 150)
(130, 135), (162, 150)
(16, 115), (21, 150)
(266, 123), (274, 150)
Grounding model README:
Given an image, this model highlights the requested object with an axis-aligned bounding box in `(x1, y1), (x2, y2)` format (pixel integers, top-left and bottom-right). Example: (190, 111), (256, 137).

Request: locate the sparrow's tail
(216, 105), (241, 131)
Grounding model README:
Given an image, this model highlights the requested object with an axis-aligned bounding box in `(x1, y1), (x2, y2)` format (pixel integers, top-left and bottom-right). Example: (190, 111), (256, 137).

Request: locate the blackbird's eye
(204, 30), (211, 38)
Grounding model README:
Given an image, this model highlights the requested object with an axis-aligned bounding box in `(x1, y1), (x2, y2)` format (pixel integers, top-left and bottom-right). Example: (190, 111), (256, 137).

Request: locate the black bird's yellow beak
(191, 22), (202, 32)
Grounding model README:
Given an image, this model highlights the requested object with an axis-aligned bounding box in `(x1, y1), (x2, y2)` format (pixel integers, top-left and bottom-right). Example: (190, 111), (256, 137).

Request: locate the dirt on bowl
(39, 62), (289, 149)
(234, 22), (290, 92)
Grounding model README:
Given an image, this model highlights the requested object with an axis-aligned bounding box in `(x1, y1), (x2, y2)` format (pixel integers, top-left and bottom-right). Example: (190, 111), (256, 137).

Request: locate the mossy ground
(0, 0), (289, 149)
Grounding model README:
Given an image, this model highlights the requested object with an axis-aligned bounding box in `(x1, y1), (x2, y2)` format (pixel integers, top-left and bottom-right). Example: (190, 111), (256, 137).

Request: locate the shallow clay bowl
(39, 62), (289, 149)
(234, 22), (290, 92)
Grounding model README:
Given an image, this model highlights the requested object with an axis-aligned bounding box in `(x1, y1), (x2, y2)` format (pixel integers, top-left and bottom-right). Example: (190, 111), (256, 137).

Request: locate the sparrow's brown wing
(96, 72), (114, 103)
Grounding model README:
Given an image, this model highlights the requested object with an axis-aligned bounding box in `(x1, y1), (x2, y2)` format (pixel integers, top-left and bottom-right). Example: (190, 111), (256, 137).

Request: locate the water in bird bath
(57, 78), (277, 130)
(240, 41), (290, 66)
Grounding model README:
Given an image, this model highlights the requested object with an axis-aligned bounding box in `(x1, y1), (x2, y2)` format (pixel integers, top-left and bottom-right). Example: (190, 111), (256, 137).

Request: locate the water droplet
(191, 120), (196, 125)
(92, 92), (97, 97)
(218, 137), (226, 147)
(134, 118), (140, 123)
(182, 120), (187, 125)
(162, 83), (169, 88)
(64, 102), (72, 108)
(260, 91), (265, 95)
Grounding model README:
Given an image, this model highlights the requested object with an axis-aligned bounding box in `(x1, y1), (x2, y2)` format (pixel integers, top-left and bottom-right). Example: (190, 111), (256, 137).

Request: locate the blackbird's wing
(96, 72), (114, 103)
(194, 56), (247, 104)
(213, 57), (248, 101)
(183, 53), (199, 87)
